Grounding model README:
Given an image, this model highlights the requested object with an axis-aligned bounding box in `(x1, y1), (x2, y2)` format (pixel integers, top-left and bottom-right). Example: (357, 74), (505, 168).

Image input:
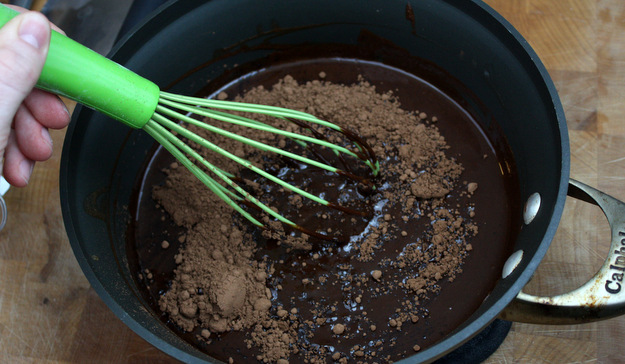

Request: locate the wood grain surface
(1, 0), (624, 363)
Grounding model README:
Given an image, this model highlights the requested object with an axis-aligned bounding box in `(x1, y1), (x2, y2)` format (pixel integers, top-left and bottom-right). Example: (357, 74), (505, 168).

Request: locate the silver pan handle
(500, 179), (625, 324)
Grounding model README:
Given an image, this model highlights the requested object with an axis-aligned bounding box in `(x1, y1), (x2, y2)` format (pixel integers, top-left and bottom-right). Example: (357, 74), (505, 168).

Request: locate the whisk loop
(144, 92), (379, 238)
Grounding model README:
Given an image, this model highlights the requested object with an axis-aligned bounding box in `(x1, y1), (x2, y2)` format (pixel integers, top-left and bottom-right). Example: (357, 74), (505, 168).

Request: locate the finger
(0, 12), (51, 141)
(4, 5), (65, 35)
(0, 11), (51, 186)
(14, 103), (53, 161)
(2, 132), (33, 187)
(0, 11), (50, 108)
(23, 88), (70, 129)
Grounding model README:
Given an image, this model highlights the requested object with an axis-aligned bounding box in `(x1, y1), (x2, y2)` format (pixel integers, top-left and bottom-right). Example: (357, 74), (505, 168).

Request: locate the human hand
(0, 6), (70, 187)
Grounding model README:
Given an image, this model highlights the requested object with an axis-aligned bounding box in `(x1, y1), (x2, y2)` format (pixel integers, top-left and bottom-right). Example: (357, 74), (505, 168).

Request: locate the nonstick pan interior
(60, 0), (569, 362)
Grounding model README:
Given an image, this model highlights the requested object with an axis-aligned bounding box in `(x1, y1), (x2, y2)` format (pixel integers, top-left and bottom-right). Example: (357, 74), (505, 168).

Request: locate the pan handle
(499, 179), (625, 324)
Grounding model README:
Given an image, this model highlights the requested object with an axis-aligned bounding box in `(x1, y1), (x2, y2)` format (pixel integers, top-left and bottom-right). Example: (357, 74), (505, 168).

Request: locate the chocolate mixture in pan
(133, 69), (513, 363)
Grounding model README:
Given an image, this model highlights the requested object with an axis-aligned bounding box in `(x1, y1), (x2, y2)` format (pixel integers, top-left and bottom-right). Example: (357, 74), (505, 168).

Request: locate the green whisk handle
(0, 4), (159, 129)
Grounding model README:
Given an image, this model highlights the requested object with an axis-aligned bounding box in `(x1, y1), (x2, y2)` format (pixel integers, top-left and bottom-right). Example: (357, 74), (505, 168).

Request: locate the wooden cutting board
(1, 0), (624, 362)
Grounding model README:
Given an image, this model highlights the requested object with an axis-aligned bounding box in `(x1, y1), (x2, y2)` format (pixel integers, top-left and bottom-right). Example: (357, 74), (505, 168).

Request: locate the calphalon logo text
(605, 231), (625, 294)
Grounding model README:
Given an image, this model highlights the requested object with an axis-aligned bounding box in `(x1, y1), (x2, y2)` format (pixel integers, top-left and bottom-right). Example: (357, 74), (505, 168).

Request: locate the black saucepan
(60, 0), (625, 362)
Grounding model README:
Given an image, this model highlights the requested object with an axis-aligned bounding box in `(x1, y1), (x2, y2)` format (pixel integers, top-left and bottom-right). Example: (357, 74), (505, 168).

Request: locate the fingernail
(41, 127), (53, 150)
(18, 13), (48, 50)
(61, 101), (70, 118)
(19, 160), (34, 184)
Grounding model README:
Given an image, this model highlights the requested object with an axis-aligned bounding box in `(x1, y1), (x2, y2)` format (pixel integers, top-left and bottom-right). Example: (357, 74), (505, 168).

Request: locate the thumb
(0, 11), (50, 168)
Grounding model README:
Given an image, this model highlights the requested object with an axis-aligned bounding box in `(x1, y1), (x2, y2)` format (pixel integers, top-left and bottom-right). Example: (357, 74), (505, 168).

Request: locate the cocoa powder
(153, 74), (478, 363)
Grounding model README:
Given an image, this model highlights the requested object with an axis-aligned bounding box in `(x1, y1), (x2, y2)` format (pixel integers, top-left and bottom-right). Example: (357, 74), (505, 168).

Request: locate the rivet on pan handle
(500, 179), (625, 324)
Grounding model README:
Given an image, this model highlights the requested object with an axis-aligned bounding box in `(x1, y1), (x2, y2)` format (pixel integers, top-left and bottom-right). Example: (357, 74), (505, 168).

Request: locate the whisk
(0, 6), (379, 237)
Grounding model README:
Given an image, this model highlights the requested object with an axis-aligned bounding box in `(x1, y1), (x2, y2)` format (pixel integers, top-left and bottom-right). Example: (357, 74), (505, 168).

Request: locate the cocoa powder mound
(154, 74), (477, 363)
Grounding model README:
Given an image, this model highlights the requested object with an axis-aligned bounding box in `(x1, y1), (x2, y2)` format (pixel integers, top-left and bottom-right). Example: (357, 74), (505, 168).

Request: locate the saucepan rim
(60, 0), (569, 362)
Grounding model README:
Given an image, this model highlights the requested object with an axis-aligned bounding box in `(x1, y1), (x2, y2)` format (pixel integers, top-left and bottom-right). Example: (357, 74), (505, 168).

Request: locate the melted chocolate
(127, 59), (520, 362)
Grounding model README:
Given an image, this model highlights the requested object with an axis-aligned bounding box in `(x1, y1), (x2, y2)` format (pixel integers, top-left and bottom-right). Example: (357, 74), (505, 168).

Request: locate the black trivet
(434, 319), (512, 364)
